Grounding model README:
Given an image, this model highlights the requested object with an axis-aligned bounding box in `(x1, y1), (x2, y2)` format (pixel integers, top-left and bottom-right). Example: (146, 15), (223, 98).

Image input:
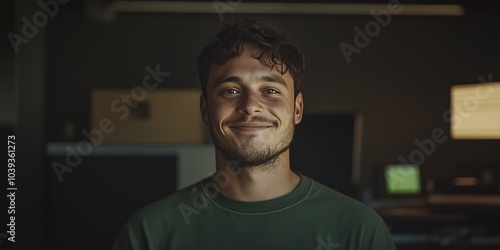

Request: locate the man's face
(200, 44), (303, 167)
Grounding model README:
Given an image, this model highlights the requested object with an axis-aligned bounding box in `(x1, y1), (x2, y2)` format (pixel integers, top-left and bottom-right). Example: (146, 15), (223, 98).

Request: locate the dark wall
(47, 155), (177, 250)
(45, 2), (500, 191)
(0, 0), (16, 125)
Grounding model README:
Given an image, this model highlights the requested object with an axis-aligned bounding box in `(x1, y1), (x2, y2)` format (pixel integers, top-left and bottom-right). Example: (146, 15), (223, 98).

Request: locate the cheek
(265, 99), (294, 119)
(212, 101), (234, 125)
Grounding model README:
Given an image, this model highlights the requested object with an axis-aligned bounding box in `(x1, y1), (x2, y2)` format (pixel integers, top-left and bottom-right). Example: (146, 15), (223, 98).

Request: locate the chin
(230, 143), (289, 167)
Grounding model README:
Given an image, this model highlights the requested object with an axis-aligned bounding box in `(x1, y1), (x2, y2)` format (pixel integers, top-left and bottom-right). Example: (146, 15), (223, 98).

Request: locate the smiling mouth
(229, 123), (274, 132)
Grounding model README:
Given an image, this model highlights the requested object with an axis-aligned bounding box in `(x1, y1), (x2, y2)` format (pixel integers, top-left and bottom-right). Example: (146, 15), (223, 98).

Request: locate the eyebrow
(213, 75), (287, 89)
(260, 75), (286, 86)
(213, 76), (241, 87)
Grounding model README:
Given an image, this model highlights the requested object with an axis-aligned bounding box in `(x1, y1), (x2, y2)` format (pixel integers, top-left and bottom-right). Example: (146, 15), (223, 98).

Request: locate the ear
(294, 92), (304, 125)
(200, 94), (209, 126)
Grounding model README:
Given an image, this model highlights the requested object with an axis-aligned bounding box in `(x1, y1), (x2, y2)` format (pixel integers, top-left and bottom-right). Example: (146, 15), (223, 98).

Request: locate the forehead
(206, 45), (294, 91)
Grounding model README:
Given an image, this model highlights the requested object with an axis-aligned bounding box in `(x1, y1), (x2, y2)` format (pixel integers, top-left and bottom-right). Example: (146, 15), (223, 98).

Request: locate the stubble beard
(211, 118), (295, 170)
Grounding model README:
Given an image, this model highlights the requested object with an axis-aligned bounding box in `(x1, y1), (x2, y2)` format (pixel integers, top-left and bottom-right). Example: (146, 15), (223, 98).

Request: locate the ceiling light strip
(110, 1), (465, 16)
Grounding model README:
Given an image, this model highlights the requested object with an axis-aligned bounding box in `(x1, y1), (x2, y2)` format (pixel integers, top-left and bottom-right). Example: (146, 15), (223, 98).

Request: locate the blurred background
(1, 0), (500, 249)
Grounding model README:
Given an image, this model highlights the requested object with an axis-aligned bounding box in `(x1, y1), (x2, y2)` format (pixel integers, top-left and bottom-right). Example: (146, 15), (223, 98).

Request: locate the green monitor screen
(385, 164), (421, 194)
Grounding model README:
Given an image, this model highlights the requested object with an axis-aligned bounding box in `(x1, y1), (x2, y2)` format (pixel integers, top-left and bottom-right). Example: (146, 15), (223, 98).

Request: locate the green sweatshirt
(113, 173), (396, 250)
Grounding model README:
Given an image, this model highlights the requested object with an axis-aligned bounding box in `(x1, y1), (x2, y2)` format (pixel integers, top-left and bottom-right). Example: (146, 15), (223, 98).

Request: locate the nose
(237, 90), (263, 115)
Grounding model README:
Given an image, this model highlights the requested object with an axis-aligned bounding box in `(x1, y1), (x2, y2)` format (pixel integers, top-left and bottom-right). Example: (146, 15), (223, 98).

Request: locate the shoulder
(128, 181), (200, 225)
(304, 177), (396, 249)
(305, 177), (386, 227)
(112, 181), (202, 250)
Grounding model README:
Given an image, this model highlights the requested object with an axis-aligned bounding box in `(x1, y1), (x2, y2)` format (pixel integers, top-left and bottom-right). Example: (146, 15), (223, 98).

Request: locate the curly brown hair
(197, 17), (305, 98)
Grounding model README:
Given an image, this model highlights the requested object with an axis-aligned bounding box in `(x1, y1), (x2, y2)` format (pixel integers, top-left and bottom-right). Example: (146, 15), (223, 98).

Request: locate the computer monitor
(384, 164), (422, 195)
(373, 163), (424, 200)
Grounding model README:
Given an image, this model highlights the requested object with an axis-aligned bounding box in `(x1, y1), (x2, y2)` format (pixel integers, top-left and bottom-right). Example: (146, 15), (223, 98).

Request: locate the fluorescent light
(451, 82), (500, 139)
(110, 1), (464, 16)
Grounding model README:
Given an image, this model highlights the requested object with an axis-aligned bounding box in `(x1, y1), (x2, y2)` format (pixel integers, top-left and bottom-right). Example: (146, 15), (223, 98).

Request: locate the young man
(113, 18), (396, 250)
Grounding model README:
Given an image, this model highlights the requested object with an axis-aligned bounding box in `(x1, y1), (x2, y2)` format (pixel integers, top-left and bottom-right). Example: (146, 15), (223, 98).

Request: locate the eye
(223, 88), (239, 94)
(263, 89), (279, 94)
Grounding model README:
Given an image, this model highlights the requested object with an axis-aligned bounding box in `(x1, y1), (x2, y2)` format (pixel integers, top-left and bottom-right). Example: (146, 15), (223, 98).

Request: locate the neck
(213, 149), (301, 202)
